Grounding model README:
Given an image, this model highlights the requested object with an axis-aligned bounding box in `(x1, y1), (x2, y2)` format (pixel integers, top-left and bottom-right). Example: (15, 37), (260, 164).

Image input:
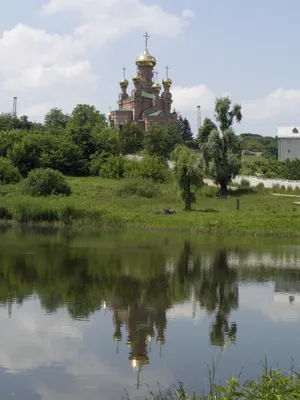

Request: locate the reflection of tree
(0, 233), (241, 365)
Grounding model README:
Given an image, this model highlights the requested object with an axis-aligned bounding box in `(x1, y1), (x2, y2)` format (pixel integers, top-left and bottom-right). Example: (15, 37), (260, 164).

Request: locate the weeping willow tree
(200, 97), (242, 196)
(171, 145), (203, 211)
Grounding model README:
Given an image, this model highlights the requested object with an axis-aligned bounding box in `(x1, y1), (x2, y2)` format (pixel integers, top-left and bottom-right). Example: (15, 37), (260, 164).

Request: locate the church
(109, 33), (177, 131)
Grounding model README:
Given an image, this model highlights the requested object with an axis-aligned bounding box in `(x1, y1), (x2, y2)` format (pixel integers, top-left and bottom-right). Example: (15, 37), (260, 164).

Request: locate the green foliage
(100, 155), (126, 179)
(119, 123), (144, 154)
(215, 96), (242, 133)
(172, 145), (203, 211)
(240, 178), (250, 187)
(144, 122), (182, 159)
(240, 133), (277, 158)
(179, 116), (193, 143)
(241, 158), (300, 180)
(115, 179), (159, 198)
(201, 97), (242, 195)
(124, 155), (168, 183)
(198, 118), (217, 144)
(22, 168), (72, 197)
(44, 107), (70, 130)
(0, 157), (21, 184)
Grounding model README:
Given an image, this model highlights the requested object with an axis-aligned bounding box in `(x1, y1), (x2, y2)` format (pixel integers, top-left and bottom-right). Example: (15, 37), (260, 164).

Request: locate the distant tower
(197, 105), (202, 132)
(12, 97), (17, 117)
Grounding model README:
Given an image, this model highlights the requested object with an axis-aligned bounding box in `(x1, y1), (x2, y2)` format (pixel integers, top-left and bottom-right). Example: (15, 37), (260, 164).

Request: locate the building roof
(141, 91), (153, 99)
(148, 110), (162, 117)
(278, 126), (300, 138)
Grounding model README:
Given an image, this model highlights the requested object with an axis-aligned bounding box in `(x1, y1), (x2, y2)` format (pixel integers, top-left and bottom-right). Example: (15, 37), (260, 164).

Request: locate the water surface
(0, 227), (300, 399)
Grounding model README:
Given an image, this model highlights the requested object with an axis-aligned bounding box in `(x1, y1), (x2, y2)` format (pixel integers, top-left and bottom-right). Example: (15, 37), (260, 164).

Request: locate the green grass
(1, 177), (300, 236)
(125, 367), (300, 399)
(242, 154), (266, 162)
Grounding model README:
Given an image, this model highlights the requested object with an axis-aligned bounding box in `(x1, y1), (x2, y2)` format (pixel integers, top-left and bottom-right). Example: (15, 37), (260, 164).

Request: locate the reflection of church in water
(106, 300), (167, 388)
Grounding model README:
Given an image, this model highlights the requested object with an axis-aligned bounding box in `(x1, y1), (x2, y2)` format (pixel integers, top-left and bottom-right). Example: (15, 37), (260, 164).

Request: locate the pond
(0, 226), (300, 399)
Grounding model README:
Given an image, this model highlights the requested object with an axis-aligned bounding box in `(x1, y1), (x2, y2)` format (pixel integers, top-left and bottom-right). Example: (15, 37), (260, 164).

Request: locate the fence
(233, 175), (300, 189)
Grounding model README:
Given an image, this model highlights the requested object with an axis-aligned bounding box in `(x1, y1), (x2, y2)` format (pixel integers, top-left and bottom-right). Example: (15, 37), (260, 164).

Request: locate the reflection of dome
(120, 78), (129, 87)
(157, 334), (165, 345)
(136, 49), (156, 68)
(162, 77), (172, 87)
(113, 332), (122, 342)
(152, 81), (161, 92)
(131, 356), (149, 369)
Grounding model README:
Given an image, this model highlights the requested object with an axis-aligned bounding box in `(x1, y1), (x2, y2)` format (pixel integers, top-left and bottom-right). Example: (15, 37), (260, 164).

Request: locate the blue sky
(0, 0), (299, 136)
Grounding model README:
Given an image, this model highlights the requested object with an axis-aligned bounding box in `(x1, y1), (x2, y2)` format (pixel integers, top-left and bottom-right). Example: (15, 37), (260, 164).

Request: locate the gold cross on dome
(165, 66), (170, 78)
(143, 32), (150, 48)
(154, 70), (159, 81)
(122, 66), (126, 79)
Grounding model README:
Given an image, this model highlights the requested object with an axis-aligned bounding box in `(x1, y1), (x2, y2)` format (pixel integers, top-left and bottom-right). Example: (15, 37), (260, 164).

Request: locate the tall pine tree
(179, 116), (193, 143)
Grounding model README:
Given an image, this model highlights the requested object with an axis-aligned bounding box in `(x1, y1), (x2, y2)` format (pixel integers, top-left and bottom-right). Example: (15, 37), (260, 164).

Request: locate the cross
(165, 65), (170, 78)
(143, 32), (150, 48)
(154, 70), (159, 81)
(122, 66), (126, 79)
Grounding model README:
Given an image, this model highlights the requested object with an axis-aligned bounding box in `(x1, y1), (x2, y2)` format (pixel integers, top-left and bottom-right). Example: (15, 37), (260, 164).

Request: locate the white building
(278, 126), (300, 161)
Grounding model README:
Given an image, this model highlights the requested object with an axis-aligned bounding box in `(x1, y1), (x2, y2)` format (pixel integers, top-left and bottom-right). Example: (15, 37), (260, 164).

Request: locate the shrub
(0, 157), (21, 184)
(100, 155), (126, 179)
(240, 178), (250, 187)
(22, 168), (71, 197)
(115, 179), (159, 198)
(124, 155), (168, 183)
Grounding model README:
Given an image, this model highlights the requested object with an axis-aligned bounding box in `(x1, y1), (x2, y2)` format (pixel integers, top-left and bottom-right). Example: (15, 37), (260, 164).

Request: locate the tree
(119, 123), (144, 155)
(45, 108), (70, 130)
(171, 145), (203, 211)
(200, 97), (242, 196)
(214, 96), (242, 133)
(198, 118), (217, 144)
(179, 116), (193, 143)
(66, 105), (107, 158)
(144, 122), (181, 159)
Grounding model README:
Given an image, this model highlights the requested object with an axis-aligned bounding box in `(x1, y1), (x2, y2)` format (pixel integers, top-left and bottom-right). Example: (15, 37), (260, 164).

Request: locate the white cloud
(172, 84), (215, 113)
(181, 9), (196, 18)
(43, 0), (192, 48)
(243, 88), (300, 123)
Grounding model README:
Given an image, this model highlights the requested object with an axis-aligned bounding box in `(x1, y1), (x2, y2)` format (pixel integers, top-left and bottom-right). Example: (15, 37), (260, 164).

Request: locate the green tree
(197, 117), (217, 144)
(119, 123), (144, 155)
(0, 157), (21, 184)
(144, 122), (181, 159)
(214, 96), (242, 133)
(171, 145), (203, 211)
(179, 116), (193, 143)
(67, 105), (107, 158)
(201, 97), (242, 195)
(45, 107), (70, 129)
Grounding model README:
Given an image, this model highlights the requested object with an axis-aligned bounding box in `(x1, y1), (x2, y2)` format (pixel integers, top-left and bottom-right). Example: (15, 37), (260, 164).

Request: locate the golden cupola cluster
(152, 71), (161, 92)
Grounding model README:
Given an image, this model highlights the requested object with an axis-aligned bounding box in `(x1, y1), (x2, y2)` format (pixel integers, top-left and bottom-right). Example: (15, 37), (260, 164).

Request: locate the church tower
(109, 33), (177, 131)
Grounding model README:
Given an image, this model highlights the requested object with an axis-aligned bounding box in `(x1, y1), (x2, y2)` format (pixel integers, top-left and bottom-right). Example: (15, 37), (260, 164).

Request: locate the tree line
(0, 97), (244, 210)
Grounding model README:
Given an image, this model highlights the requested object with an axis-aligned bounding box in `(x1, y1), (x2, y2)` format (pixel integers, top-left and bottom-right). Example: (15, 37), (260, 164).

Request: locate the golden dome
(162, 77), (172, 87)
(120, 77), (129, 87)
(152, 81), (161, 92)
(136, 49), (156, 68)
(133, 71), (142, 82)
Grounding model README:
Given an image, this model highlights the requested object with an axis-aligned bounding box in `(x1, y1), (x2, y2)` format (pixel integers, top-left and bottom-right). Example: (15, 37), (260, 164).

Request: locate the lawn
(242, 154), (266, 162)
(0, 177), (299, 236)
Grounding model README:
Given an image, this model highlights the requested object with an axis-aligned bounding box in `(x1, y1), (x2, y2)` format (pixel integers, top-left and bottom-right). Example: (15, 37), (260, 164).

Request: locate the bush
(240, 178), (250, 187)
(115, 179), (159, 198)
(100, 155), (126, 179)
(124, 155), (168, 183)
(22, 168), (71, 197)
(0, 157), (21, 184)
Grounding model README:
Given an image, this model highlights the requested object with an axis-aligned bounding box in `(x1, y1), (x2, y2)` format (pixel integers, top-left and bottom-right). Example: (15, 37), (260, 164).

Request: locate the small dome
(162, 77), (172, 87)
(133, 71), (142, 83)
(120, 77), (129, 87)
(152, 81), (161, 92)
(136, 49), (156, 68)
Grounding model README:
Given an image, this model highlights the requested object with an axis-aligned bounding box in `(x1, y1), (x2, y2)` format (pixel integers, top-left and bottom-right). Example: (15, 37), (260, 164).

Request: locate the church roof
(141, 91), (153, 99)
(148, 110), (163, 117)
